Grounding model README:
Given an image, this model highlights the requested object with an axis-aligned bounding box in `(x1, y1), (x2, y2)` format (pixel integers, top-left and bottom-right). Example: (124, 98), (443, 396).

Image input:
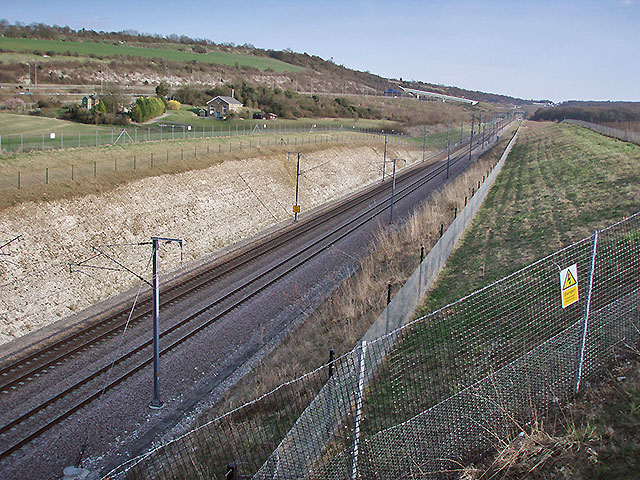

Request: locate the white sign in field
(560, 264), (579, 308)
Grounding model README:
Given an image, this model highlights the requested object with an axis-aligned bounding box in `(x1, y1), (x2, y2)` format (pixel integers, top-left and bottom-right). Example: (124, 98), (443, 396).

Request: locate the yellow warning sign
(560, 264), (579, 308)
(293, 205), (301, 213)
(563, 269), (577, 290)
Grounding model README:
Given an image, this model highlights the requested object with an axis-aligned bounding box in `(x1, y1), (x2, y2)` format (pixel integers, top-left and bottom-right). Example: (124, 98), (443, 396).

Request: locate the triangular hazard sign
(563, 269), (577, 290)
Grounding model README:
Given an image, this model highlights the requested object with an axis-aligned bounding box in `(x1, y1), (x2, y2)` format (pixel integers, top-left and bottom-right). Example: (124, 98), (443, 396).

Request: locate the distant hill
(0, 20), (535, 107)
(531, 101), (640, 122)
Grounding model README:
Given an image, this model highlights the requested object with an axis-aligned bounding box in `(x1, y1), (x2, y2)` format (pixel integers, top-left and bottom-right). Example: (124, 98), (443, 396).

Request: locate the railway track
(0, 124), (508, 461)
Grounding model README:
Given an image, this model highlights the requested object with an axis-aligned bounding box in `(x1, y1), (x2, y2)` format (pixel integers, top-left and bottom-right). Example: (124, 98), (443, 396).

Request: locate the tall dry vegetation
(212, 139), (508, 414)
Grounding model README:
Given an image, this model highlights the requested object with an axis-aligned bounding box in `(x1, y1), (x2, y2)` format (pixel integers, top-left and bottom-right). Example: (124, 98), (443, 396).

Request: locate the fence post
(575, 230), (599, 394)
(94, 161), (97, 177)
(385, 283), (392, 334)
(350, 340), (367, 480)
(45, 167), (48, 185)
(17, 171), (20, 190)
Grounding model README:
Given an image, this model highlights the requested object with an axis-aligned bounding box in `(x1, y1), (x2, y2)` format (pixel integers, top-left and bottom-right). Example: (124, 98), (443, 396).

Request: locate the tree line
(531, 102), (640, 123)
(172, 82), (380, 120)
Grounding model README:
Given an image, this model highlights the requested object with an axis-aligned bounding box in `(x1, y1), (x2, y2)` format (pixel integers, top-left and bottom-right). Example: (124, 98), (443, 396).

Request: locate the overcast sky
(2, 0), (639, 102)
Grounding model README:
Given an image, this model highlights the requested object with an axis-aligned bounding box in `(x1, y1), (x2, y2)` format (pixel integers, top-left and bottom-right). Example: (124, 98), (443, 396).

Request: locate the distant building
(82, 95), (99, 110)
(264, 113), (277, 120)
(206, 96), (243, 118)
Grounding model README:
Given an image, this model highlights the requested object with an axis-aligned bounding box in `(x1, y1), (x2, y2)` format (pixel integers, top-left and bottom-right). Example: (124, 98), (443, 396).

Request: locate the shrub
(130, 96), (166, 123)
(167, 99), (181, 110)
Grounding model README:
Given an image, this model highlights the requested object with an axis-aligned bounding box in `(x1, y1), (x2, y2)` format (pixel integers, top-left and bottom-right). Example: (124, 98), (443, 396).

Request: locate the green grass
(0, 110), (399, 157)
(151, 108), (398, 130)
(357, 120), (640, 445)
(0, 112), (111, 136)
(0, 51), (98, 64)
(418, 121), (640, 314)
(0, 37), (304, 72)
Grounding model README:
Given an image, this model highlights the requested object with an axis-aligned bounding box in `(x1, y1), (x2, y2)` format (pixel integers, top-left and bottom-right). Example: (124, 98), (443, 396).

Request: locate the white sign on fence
(49, 132), (55, 139)
(560, 264), (579, 308)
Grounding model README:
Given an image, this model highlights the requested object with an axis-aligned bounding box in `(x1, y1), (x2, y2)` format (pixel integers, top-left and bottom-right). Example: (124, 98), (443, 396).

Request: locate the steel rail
(0, 124), (509, 459)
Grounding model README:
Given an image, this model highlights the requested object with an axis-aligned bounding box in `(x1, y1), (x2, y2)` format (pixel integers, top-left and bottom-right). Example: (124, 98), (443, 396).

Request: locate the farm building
(206, 96), (243, 118)
(82, 95), (99, 109)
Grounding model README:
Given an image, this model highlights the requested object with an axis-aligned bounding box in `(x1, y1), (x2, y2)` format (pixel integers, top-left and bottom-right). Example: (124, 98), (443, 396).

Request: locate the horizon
(1, 0), (639, 103)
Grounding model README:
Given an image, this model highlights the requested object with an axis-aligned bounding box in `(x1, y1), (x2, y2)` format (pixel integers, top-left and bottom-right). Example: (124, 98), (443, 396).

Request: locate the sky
(1, 0), (639, 103)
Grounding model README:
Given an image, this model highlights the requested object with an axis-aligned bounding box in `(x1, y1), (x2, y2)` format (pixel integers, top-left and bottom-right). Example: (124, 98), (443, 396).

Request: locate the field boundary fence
(563, 118), (640, 145)
(0, 122), (399, 157)
(102, 130), (640, 480)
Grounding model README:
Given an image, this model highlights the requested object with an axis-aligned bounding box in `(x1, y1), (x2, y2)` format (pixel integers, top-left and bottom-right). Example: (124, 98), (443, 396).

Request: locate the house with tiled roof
(206, 95), (243, 118)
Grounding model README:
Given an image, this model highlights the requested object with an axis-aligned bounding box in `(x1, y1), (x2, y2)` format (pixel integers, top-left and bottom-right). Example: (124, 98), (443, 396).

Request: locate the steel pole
(468, 114), (475, 163)
(382, 135), (388, 181)
(294, 153), (301, 222)
(446, 120), (450, 179)
(389, 158), (397, 224)
(150, 238), (163, 409)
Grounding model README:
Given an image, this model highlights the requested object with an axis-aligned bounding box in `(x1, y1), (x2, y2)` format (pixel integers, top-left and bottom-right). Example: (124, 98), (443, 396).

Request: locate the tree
(155, 81), (170, 98)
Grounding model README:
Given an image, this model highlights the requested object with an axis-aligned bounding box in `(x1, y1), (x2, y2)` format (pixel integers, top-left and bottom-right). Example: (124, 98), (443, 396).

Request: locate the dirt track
(0, 144), (423, 345)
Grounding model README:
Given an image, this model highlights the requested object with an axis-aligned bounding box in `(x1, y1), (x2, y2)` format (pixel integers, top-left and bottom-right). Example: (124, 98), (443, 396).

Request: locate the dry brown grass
(210, 136), (510, 415)
(0, 132), (407, 210)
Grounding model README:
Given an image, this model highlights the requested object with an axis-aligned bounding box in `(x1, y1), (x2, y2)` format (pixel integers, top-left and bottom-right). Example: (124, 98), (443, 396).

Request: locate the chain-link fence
(101, 139), (639, 478)
(0, 125), (429, 192)
(103, 211), (640, 480)
(0, 122), (398, 156)
(563, 119), (640, 145)
(0, 131), (386, 192)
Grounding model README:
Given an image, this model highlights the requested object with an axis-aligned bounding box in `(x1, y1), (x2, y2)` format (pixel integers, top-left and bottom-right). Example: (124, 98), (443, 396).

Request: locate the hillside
(0, 21), (533, 107)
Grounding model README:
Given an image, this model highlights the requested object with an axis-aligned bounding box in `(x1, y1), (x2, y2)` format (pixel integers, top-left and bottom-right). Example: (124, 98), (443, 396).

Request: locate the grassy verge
(161, 131), (513, 480)
(417, 121), (640, 315)
(462, 348), (640, 479)
(0, 131), (421, 209)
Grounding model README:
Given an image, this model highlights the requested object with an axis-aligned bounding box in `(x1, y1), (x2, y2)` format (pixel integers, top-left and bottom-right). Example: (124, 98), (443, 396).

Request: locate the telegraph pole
(422, 126), (426, 162)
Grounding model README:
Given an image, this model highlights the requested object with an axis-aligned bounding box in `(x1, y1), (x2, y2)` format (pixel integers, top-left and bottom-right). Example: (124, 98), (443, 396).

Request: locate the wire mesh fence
(0, 131), (401, 192)
(103, 209), (640, 480)
(0, 122), (396, 156)
(563, 119), (640, 145)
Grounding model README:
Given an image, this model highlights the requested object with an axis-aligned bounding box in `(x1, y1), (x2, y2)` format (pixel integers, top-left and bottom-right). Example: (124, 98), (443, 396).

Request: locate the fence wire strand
(103, 210), (640, 480)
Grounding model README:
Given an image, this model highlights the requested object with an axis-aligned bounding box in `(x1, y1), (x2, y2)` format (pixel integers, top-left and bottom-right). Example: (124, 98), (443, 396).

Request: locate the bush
(130, 96), (166, 123)
(61, 105), (131, 126)
(167, 99), (181, 110)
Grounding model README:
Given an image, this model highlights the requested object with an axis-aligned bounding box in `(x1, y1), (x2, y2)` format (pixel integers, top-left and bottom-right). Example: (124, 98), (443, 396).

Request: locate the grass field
(0, 51), (97, 64)
(403, 121), (640, 477)
(0, 37), (304, 72)
(417, 121), (640, 315)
